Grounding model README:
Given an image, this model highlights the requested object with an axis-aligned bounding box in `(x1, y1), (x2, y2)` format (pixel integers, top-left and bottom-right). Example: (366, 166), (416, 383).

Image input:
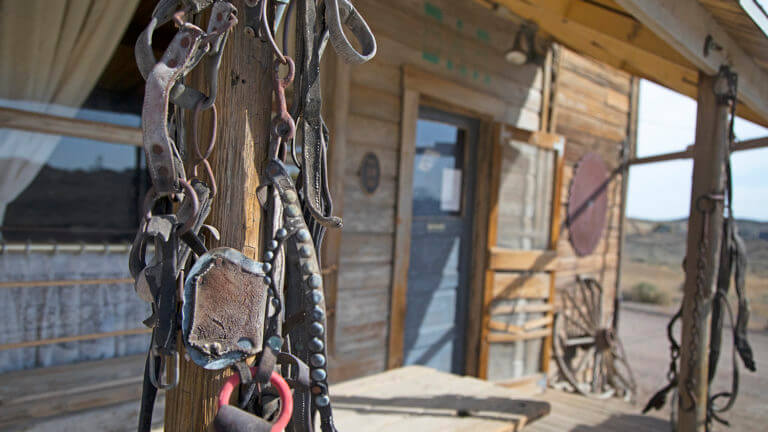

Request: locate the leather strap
(294, 0), (342, 229)
(137, 352), (159, 432)
(215, 405), (274, 432)
(142, 24), (204, 194)
(136, 1), (234, 110)
(325, 0), (376, 64)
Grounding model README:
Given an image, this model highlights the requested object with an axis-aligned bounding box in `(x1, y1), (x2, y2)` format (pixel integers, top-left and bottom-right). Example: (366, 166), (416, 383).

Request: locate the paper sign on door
(440, 168), (462, 212)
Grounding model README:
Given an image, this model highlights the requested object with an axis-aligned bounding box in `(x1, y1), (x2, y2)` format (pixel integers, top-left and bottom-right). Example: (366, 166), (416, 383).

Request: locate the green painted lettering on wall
(424, 2), (443, 22)
(456, 19), (463, 30)
(446, 60), (454, 70)
(458, 65), (468, 77)
(422, 51), (440, 64)
(484, 74), (492, 85)
(476, 29), (490, 43)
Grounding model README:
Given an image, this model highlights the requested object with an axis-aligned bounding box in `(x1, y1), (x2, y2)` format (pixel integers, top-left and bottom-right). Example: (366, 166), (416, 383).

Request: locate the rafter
(481, 0), (699, 102)
(615, 0), (768, 124)
(478, 0), (768, 126)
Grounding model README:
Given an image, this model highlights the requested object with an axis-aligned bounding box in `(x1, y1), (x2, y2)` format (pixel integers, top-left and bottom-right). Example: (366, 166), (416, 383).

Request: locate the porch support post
(676, 71), (730, 432)
(164, 1), (273, 429)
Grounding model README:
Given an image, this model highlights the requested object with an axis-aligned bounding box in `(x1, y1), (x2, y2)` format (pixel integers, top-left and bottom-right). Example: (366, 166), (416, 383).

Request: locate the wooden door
(402, 107), (479, 373)
(478, 125), (566, 383)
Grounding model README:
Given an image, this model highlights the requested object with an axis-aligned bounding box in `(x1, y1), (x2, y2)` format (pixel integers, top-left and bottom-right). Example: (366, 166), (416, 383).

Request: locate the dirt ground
(619, 302), (768, 431)
(621, 260), (768, 331)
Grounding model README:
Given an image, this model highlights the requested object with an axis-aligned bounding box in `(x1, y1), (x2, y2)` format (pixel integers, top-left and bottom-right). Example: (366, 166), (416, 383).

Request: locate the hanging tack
(308, 337), (324, 352)
(302, 262), (315, 274)
(309, 322), (324, 336)
(311, 368), (327, 381)
(266, 335), (283, 352)
(276, 228), (288, 239)
(297, 229), (311, 242)
(310, 305), (324, 321)
(308, 290), (323, 305)
(307, 274), (322, 289)
(285, 205), (300, 217)
(315, 395), (330, 407)
(310, 354), (326, 367)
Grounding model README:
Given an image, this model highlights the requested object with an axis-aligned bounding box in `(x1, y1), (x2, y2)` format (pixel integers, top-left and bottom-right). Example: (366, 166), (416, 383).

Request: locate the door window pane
(413, 119), (465, 216)
(496, 139), (555, 249)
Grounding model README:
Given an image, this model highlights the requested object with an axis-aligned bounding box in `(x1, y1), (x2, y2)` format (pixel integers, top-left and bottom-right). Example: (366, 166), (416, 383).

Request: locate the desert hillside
(624, 217), (768, 276)
(622, 217), (768, 330)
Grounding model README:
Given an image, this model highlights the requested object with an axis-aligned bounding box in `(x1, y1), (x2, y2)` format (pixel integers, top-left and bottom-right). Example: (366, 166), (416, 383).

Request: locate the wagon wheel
(552, 277), (637, 401)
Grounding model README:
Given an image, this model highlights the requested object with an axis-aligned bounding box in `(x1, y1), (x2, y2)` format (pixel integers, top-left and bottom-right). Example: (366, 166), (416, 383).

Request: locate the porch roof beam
(482, 0), (700, 108)
(480, 0), (768, 126)
(536, 0), (696, 68)
(628, 136), (768, 166)
(615, 0), (768, 124)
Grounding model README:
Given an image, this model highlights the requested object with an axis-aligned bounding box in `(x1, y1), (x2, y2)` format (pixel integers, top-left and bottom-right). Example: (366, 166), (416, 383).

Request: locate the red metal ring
(218, 369), (293, 432)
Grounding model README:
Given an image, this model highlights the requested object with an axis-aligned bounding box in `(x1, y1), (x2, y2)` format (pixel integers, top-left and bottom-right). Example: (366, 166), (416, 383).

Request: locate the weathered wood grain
(350, 83), (401, 123)
(492, 272), (551, 299)
(332, 366), (551, 431)
(0, 106), (142, 146)
(164, 1), (273, 429)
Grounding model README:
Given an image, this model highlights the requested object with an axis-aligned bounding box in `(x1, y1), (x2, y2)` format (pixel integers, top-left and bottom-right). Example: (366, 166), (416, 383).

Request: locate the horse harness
(129, 1), (376, 431)
(643, 66), (757, 430)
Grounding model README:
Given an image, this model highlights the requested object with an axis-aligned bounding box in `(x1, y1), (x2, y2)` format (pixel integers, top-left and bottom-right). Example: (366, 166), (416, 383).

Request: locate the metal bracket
(714, 65), (738, 106)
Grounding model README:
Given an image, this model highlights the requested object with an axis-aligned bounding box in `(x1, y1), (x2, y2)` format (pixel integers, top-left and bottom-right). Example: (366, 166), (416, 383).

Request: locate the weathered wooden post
(164, 0), (273, 429)
(676, 70), (731, 432)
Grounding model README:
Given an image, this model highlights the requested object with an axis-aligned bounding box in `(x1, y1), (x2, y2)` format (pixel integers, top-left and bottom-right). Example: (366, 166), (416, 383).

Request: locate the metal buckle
(148, 347), (180, 389)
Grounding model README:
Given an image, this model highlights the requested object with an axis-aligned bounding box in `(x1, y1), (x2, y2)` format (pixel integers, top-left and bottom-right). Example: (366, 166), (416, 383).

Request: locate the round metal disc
(567, 153), (609, 256)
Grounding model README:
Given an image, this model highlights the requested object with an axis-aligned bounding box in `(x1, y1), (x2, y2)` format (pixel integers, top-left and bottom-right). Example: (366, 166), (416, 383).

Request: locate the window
(413, 119), (467, 216)
(2, 110), (147, 243)
(495, 138), (555, 250)
(0, 0), (155, 374)
(0, 2), (153, 244)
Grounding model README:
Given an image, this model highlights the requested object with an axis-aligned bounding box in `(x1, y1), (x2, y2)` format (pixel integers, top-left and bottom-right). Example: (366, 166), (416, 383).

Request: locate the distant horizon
(626, 215), (768, 224)
(627, 79), (768, 222)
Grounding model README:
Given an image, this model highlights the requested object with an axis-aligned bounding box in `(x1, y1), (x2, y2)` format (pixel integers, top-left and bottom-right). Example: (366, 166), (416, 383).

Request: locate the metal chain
(192, 100), (219, 196)
(684, 194), (723, 410)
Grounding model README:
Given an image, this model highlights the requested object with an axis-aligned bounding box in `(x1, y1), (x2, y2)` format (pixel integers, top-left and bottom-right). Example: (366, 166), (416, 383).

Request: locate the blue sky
(627, 79), (768, 222)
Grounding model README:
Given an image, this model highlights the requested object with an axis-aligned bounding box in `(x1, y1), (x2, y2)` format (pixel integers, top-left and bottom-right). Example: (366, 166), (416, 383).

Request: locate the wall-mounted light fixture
(505, 22), (538, 65)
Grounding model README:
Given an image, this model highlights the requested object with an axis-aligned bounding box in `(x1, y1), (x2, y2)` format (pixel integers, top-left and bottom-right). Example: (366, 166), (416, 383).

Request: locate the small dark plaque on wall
(359, 152), (380, 195)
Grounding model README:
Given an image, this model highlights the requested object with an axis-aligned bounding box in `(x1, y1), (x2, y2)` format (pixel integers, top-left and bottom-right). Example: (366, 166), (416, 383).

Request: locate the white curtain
(0, 0), (140, 225)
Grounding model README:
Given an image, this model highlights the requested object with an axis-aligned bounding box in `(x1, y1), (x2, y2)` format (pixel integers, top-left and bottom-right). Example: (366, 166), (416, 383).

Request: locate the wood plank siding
(551, 48), (634, 327)
(326, 1), (634, 381)
(327, 0), (545, 382)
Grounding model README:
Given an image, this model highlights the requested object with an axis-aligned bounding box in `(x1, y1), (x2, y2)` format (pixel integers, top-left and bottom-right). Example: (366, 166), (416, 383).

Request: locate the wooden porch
(0, 355), (666, 432)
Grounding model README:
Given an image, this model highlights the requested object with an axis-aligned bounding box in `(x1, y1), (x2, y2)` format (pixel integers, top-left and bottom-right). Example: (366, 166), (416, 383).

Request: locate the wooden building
(322, 0), (635, 385)
(1, 0), (767, 431)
